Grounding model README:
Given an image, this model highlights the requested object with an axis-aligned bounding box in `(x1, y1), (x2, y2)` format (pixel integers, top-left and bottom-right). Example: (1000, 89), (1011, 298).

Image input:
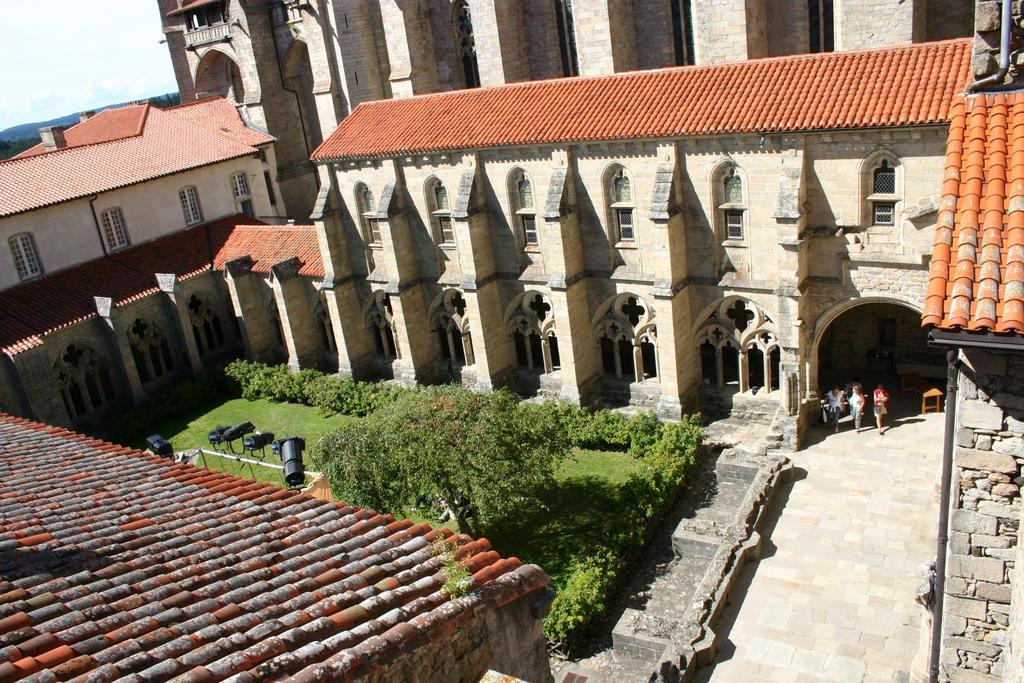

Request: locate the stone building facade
(300, 39), (967, 448)
(158, 0), (974, 222)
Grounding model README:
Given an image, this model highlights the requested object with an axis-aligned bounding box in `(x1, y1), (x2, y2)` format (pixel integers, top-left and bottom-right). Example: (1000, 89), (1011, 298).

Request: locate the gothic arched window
(128, 319), (174, 384)
(55, 344), (116, 420)
(427, 178), (455, 245)
(554, 0), (579, 76)
(607, 166), (634, 243)
(594, 294), (658, 382)
(510, 170), (538, 248)
(187, 294), (226, 356)
(870, 159), (898, 226)
(453, 1), (481, 88)
(355, 182), (381, 244)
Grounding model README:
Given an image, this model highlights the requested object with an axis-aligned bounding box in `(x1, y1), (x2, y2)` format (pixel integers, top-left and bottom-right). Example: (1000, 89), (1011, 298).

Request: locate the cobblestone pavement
(696, 408), (943, 683)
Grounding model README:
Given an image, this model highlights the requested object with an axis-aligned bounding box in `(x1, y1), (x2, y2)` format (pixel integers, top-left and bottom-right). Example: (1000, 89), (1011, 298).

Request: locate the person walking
(827, 385), (846, 433)
(849, 385), (866, 433)
(873, 383), (890, 435)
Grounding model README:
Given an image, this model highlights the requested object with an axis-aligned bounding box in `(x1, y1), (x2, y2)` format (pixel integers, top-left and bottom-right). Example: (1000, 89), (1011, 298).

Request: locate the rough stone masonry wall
(971, 0), (1024, 85)
(945, 350), (1024, 680)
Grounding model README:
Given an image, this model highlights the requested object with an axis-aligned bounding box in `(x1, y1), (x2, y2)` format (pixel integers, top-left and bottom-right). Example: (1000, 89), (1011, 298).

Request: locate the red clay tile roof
(166, 0), (224, 16)
(0, 412), (548, 682)
(212, 224), (324, 277)
(313, 39), (971, 161)
(166, 97), (273, 149)
(0, 218), (324, 356)
(0, 101), (273, 218)
(14, 107), (149, 158)
(923, 93), (1024, 334)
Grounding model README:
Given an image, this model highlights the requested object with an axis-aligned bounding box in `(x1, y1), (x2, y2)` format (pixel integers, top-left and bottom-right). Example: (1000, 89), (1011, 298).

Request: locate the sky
(0, 1), (178, 132)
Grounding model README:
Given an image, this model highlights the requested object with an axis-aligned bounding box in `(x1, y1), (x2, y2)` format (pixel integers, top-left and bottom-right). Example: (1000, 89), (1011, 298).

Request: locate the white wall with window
(179, 186), (204, 226)
(8, 233), (42, 281)
(0, 154), (275, 292)
(231, 171), (255, 218)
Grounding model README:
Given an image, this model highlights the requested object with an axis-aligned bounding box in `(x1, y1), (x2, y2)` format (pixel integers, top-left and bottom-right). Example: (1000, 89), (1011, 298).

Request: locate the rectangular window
(873, 202), (895, 226)
(808, 0), (834, 53)
(616, 208), (634, 242)
(179, 187), (203, 226)
(263, 171), (277, 206)
(232, 172), (250, 199)
(9, 234), (41, 280)
(100, 208), (129, 250)
(438, 216), (455, 244)
(671, 0), (696, 66)
(521, 214), (538, 246)
(726, 210), (744, 240)
(366, 217), (382, 244)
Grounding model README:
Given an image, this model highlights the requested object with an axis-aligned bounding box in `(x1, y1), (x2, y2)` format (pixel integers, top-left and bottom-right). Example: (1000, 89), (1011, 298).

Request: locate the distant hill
(0, 92), (181, 143)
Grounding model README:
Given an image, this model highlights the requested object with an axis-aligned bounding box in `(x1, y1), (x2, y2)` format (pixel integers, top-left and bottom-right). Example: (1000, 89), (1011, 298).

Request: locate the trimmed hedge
(225, 360), (703, 647)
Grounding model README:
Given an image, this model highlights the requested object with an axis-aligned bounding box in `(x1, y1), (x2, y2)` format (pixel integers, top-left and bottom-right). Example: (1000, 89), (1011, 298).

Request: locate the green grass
(138, 398), (357, 486)
(407, 448), (640, 586)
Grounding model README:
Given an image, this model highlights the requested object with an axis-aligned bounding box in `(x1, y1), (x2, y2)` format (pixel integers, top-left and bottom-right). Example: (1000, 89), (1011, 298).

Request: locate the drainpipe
(928, 349), (960, 682)
(88, 195), (108, 256)
(968, 0), (1013, 93)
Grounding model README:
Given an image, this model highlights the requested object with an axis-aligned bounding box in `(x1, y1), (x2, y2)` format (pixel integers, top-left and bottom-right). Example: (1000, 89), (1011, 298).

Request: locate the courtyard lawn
(137, 398), (357, 486)
(408, 448), (641, 586)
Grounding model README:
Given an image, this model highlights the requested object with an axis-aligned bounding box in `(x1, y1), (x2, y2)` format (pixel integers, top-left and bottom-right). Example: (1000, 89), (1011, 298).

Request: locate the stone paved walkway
(696, 409), (943, 683)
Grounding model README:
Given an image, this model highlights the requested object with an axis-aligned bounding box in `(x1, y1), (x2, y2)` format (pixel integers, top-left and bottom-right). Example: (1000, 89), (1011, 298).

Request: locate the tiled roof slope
(165, 98), (273, 149)
(14, 107), (149, 158)
(0, 101), (273, 218)
(0, 413), (547, 682)
(313, 39), (971, 161)
(923, 93), (1024, 333)
(0, 218), (323, 356)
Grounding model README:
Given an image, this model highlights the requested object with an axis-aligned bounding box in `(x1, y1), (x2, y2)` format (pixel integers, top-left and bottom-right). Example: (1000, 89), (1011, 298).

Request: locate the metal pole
(929, 349), (960, 682)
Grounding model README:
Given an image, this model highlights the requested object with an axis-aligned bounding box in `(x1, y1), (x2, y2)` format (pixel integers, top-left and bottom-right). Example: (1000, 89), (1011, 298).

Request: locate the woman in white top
(826, 386), (846, 433)
(849, 385), (866, 433)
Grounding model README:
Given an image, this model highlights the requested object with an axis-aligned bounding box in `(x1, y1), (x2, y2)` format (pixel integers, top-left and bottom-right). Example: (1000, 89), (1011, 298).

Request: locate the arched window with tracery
(507, 291), (559, 373)
(870, 159), (898, 226)
(187, 293), (226, 356)
(607, 166), (635, 244)
(55, 344), (116, 420)
(720, 166), (746, 241)
(695, 297), (780, 394)
(355, 182), (381, 244)
(431, 289), (473, 366)
(510, 170), (538, 249)
(594, 293), (658, 382)
(554, 0), (579, 76)
(453, 1), (481, 88)
(366, 291), (399, 360)
(128, 319), (174, 384)
(427, 177), (455, 245)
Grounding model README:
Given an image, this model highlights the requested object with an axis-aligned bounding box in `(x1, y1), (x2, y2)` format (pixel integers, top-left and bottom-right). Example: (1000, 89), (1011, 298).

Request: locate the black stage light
(280, 437), (306, 488)
(222, 421), (255, 443)
(146, 434), (173, 458)
(207, 425), (230, 448)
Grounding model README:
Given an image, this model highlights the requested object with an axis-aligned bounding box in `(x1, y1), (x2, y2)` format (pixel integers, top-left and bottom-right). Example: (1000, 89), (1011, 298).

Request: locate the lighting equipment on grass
(221, 421), (255, 453)
(146, 434), (173, 458)
(207, 425), (230, 451)
(243, 431), (275, 459)
(278, 437), (306, 488)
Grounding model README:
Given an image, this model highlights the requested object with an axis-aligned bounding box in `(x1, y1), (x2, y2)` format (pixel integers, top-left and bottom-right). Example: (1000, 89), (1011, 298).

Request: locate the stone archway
(812, 297), (943, 396)
(195, 49), (246, 103)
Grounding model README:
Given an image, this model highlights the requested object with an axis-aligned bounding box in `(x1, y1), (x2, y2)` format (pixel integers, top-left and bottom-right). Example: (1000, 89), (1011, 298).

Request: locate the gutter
(968, 0), (1014, 93)
(88, 195), (108, 256)
(928, 349), (960, 683)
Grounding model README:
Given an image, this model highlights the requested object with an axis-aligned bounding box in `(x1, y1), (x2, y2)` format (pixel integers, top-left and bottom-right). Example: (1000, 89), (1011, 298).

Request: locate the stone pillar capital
(224, 256), (256, 278)
(269, 257), (304, 283)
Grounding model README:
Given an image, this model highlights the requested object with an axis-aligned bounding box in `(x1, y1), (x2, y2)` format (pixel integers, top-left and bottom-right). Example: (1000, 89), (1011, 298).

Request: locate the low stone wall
(942, 349), (1024, 680)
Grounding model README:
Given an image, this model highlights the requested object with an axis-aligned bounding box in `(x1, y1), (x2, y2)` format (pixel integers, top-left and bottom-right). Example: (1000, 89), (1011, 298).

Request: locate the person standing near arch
(873, 383), (890, 435)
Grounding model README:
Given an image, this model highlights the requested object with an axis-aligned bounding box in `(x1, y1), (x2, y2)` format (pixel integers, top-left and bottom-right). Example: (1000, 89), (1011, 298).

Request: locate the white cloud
(0, 0), (178, 131)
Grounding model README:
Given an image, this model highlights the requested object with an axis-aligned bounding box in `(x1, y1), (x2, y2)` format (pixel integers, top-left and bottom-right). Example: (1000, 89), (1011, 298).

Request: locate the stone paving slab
(695, 411), (942, 683)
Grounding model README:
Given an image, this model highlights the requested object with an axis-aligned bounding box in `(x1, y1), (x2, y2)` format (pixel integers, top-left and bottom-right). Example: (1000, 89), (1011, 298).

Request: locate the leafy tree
(310, 386), (571, 534)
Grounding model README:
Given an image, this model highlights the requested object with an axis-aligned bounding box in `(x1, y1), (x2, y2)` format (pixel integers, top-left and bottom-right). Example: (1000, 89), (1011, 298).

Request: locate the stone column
(372, 175), (436, 383)
(539, 157), (599, 405)
(269, 257), (321, 371)
(157, 273), (203, 373)
(646, 149), (691, 420)
(93, 297), (146, 404)
(467, 0), (529, 86)
(377, 0), (440, 97)
(223, 257), (280, 363)
(451, 163), (513, 391)
(313, 177), (376, 377)
(571, 0), (637, 76)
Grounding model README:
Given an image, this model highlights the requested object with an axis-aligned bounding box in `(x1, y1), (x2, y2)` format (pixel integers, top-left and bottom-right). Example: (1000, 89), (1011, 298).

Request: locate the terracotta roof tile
(924, 92), (1024, 334)
(0, 218), (323, 356)
(313, 39), (971, 161)
(0, 100), (272, 218)
(0, 413), (547, 681)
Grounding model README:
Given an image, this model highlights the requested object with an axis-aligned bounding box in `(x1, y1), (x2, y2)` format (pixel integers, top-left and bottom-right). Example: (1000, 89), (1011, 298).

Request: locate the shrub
(543, 551), (620, 645)
(310, 386), (572, 534)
